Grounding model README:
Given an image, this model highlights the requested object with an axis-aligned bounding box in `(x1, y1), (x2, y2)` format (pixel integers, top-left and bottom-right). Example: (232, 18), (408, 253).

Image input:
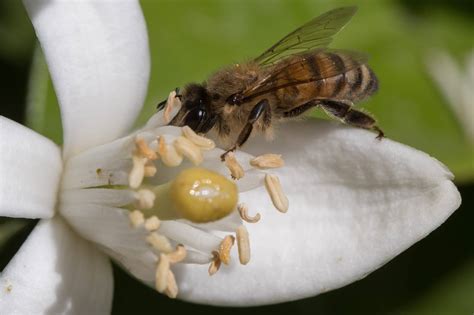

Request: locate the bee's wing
(254, 6), (358, 66)
(242, 49), (368, 100)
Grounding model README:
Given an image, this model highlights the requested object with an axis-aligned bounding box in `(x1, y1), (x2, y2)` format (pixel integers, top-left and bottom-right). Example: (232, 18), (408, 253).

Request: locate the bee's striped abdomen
(295, 51), (378, 103)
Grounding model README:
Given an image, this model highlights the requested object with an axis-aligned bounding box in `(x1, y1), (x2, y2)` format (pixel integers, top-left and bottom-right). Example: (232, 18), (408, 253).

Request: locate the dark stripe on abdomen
(305, 54), (322, 95)
(327, 53), (346, 98)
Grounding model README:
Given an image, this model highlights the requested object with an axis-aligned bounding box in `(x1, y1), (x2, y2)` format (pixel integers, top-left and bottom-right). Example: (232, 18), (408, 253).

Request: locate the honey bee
(158, 6), (383, 159)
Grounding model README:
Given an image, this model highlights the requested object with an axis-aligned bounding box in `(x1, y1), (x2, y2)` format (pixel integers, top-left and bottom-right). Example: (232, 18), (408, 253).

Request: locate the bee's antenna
(156, 99), (167, 111)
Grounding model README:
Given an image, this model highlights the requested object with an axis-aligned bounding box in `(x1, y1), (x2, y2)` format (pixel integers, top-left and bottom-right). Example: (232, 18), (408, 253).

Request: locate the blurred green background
(1, 0), (473, 314)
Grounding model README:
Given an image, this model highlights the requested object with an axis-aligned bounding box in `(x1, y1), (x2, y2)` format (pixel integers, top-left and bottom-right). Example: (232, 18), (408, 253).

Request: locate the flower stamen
(144, 215), (161, 231)
(173, 136), (204, 165)
(182, 125), (216, 150)
(157, 136), (183, 167)
(135, 137), (158, 160)
(250, 153), (284, 169)
(144, 161), (157, 177)
(264, 174), (289, 213)
(164, 270), (178, 298)
(129, 155), (147, 189)
(134, 189), (156, 209)
(218, 235), (235, 265)
(146, 232), (174, 253)
(163, 90), (181, 124)
(236, 225), (250, 265)
(167, 244), (187, 263)
(224, 151), (244, 180)
(208, 252), (222, 276)
(155, 254), (170, 293)
(154, 245), (187, 296)
(238, 203), (261, 223)
(129, 210), (145, 228)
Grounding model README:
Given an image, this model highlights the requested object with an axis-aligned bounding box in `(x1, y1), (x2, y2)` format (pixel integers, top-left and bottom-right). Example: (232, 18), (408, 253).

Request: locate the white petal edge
(0, 217), (113, 314)
(172, 120), (461, 306)
(23, 0), (150, 158)
(0, 116), (62, 219)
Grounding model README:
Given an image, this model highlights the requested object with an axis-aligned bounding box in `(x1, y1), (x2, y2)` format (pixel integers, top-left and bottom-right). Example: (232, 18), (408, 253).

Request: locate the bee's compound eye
(184, 107), (207, 131)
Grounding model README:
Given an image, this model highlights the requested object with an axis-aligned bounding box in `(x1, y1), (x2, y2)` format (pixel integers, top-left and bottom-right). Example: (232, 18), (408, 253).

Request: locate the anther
(208, 252), (221, 276)
(144, 216), (161, 231)
(144, 161), (157, 177)
(218, 235), (235, 265)
(146, 232), (174, 253)
(167, 244), (187, 263)
(129, 210), (145, 228)
(135, 137), (158, 160)
(173, 136), (203, 165)
(236, 225), (250, 265)
(164, 270), (178, 298)
(250, 153), (284, 169)
(157, 136), (183, 167)
(264, 174), (289, 213)
(155, 254), (170, 293)
(164, 90), (181, 124)
(224, 151), (244, 180)
(182, 126), (215, 150)
(134, 189), (156, 209)
(237, 203), (261, 223)
(129, 155), (146, 189)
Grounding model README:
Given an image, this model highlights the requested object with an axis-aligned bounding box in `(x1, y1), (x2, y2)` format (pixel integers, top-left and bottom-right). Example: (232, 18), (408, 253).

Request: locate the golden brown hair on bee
(165, 6), (383, 159)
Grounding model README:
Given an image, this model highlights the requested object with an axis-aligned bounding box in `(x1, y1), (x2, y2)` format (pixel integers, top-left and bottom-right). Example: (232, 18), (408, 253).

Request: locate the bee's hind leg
(283, 100), (320, 118)
(220, 99), (271, 161)
(318, 99), (384, 139)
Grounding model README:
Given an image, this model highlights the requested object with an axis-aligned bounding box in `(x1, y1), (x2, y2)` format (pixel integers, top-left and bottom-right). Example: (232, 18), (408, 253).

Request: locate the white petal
(0, 217), (113, 314)
(0, 117), (62, 219)
(173, 120), (461, 306)
(23, 0), (150, 158)
(60, 203), (157, 283)
(62, 126), (182, 190)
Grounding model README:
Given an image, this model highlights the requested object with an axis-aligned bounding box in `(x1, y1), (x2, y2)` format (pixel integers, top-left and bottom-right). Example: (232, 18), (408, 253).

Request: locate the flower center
(59, 91), (289, 299)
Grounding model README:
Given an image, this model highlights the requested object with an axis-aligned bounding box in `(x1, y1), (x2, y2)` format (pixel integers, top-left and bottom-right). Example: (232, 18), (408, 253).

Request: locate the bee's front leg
(220, 99), (271, 161)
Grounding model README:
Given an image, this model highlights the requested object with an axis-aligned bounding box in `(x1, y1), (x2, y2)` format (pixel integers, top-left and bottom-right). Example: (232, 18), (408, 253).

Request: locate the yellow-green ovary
(170, 168), (238, 223)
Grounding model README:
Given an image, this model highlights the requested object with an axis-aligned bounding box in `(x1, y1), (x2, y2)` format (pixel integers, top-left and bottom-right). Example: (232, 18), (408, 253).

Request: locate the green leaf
(397, 261), (474, 314)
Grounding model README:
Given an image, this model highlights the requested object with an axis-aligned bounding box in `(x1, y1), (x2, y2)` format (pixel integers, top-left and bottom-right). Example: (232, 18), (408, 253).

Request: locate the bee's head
(169, 83), (217, 133)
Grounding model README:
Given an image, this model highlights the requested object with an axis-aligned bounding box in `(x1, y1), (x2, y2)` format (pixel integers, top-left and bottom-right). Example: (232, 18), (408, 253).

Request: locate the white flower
(0, 0), (461, 313)
(427, 50), (474, 144)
